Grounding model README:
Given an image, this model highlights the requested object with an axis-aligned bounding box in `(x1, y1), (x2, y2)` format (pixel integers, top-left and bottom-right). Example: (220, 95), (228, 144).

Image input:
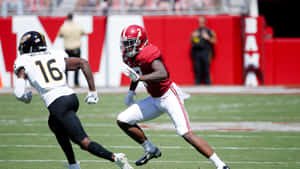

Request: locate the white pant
(117, 83), (191, 136)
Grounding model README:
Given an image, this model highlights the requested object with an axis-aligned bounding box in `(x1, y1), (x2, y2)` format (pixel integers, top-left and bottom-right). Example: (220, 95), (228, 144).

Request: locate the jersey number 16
(35, 59), (63, 83)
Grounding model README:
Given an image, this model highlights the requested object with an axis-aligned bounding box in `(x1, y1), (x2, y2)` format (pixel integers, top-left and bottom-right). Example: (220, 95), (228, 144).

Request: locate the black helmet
(18, 31), (47, 54)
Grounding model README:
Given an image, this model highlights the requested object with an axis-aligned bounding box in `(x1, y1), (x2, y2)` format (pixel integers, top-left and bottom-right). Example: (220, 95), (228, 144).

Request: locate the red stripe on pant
(170, 86), (191, 132)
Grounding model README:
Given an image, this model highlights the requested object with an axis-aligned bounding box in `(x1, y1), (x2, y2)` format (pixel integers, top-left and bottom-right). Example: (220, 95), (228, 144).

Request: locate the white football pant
(118, 83), (191, 136)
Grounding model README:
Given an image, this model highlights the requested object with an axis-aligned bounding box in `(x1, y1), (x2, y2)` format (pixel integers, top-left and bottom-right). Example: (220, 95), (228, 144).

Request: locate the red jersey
(123, 44), (172, 97)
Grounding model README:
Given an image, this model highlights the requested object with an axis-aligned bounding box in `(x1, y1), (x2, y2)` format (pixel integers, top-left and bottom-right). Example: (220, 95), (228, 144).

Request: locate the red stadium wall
(263, 38), (300, 85)
(1, 15), (300, 87)
(143, 15), (243, 85)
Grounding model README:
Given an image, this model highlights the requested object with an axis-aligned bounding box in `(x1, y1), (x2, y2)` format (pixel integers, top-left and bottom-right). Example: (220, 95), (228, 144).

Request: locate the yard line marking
(0, 160), (298, 165)
(0, 133), (261, 138)
(21, 123), (116, 127)
(0, 133), (53, 136)
(0, 144), (300, 151)
(1, 132), (300, 138)
(3, 121), (300, 132)
(7, 122), (300, 132)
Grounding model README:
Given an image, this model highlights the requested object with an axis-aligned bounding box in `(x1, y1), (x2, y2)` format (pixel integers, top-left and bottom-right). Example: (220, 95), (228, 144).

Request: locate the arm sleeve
(14, 78), (26, 99)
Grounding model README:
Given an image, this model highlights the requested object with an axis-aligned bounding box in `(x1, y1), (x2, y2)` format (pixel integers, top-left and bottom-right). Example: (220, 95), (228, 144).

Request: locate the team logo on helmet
(120, 25), (148, 58)
(18, 31), (47, 55)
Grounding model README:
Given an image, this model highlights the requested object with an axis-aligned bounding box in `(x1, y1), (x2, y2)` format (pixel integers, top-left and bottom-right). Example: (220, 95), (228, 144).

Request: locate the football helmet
(120, 25), (148, 58)
(18, 31), (47, 55)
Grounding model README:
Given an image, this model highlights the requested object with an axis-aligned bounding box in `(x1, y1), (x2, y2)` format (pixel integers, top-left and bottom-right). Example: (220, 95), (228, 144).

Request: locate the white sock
(141, 139), (156, 152)
(209, 153), (226, 168)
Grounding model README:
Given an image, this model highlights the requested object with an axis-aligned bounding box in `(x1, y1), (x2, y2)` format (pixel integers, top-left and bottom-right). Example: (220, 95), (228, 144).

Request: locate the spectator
(75, 0), (98, 13)
(24, 0), (51, 13)
(126, 0), (146, 12)
(174, 0), (188, 13)
(148, 0), (172, 12)
(1, 0), (23, 16)
(265, 26), (274, 39)
(157, 0), (171, 11)
(188, 0), (216, 10)
(59, 12), (86, 87)
(190, 16), (216, 85)
(96, 0), (112, 15)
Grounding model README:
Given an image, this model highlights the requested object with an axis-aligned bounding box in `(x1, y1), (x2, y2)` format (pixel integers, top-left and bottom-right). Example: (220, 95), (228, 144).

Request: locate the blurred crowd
(74, 0), (219, 14)
(1, 0), (62, 16)
(1, 0), (221, 16)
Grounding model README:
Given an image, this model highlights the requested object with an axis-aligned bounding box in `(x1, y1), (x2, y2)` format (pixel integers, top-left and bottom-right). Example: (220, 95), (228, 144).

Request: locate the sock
(87, 141), (114, 162)
(209, 153), (226, 168)
(141, 139), (156, 152)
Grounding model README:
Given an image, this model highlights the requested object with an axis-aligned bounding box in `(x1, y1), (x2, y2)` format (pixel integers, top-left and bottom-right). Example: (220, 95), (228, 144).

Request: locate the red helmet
(120, 25), (148, 58)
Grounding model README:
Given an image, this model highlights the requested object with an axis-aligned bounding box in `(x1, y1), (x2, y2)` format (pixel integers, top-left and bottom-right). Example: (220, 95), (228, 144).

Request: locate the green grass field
(0, 93), (300, 169)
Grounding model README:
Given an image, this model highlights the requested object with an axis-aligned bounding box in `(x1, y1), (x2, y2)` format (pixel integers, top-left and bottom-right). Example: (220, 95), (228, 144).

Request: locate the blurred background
(0, 0), (299, 88)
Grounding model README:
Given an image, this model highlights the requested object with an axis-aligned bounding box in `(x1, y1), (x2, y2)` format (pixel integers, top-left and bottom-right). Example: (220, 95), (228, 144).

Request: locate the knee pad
(117, 111), (136, 125)
(177, 127), (190, 136)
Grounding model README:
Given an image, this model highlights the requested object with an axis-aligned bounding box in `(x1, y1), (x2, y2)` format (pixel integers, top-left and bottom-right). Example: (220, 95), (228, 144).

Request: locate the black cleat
(219, 166), (230, 169)
(135, 147), (162, 166)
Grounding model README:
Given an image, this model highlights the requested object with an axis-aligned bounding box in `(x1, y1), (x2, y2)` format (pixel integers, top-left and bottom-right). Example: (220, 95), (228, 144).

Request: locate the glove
(17, 91), (32, 104)
(121, 63), (140, 82)
(84, 91), (99, 104)
(125, 90), (136, 107)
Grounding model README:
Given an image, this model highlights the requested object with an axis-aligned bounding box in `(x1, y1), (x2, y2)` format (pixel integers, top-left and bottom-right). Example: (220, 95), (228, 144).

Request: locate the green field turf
(0, 93), (300, 169)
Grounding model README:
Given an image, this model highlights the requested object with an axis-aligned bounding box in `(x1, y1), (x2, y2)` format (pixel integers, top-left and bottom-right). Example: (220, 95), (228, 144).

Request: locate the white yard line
(1, 86), (300, 95)
(0, 144), (299, 151)
(0, 159), (298, 165)
(1, 132), (300, 138)
(141, 122), (300, 132)
(2, 121), (300, 131)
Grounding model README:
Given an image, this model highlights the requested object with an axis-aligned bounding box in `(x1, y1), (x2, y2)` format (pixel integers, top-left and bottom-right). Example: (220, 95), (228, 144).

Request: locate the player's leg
(163, 84), (229, 169)
(192, 54), (201, 85)
(61, 111), (115, 161)
(73, 49), (81, 87)
(49, 94), (133, 169)
(202, 53), (211, 85)
(183, 132), (229, 169)
(117, 97), (162, 165)
(48, 115), (76, 165)
(117, 97), (161, 144)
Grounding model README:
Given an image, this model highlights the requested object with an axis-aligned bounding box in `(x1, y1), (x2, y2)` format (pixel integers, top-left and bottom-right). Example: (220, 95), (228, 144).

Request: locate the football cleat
(217, 166), (230, 169)
(63, 162), (81, 169)
(114, 153), (134, 169)
(135, 147), (161, 166)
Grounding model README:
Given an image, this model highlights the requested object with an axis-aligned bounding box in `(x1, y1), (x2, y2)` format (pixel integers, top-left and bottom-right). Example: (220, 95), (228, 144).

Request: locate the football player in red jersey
(117, 25), (230, 169)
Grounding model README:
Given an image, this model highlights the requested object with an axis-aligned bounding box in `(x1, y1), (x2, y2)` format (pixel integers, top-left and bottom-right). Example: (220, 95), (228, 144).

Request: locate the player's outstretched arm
(65, 57), (95, 91)
(139, 59), (168, 82)
(14, 68), (32, 104)
(65, 57), (98, 104)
